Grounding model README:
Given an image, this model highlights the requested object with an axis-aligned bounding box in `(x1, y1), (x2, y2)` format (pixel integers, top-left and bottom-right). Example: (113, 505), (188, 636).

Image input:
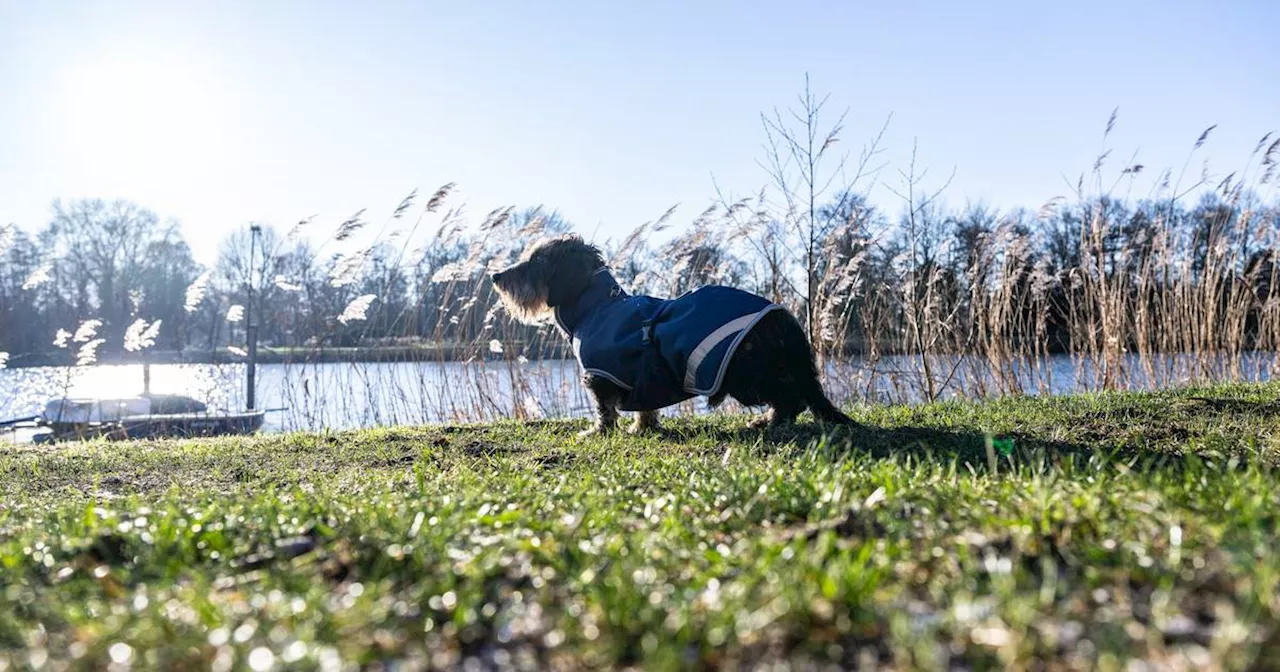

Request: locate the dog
(490, 234), (855, 436)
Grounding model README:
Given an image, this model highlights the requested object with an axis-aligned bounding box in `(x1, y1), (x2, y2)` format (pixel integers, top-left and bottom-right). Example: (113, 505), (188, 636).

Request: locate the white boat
(2, 394), (266, 443)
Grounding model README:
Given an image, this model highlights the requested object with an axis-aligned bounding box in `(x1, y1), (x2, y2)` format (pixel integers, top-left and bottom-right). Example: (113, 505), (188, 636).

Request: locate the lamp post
(246, 224), (261, 410)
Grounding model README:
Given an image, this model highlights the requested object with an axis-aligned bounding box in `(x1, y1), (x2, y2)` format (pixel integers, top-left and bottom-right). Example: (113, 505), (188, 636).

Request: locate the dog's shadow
(652, 420), (1103, 467)
(540, 410), (1227, 471)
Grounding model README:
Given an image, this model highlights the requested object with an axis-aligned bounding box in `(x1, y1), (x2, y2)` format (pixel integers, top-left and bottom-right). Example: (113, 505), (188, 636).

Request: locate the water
(0, 359), (594, 434)
(2, 352), (1276, 437)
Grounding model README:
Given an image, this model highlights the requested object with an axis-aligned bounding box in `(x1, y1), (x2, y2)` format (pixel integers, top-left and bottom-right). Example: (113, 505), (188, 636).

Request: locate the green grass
(3, 384), (1280, 670)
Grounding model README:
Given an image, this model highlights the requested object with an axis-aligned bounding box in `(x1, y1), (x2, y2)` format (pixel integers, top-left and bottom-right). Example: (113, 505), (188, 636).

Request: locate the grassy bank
(2, 384), (1280, 670)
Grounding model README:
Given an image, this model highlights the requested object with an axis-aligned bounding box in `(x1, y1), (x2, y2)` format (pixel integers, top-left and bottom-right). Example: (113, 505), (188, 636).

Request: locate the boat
(1, 393), (267, 444)
(1, 226), (277, 445)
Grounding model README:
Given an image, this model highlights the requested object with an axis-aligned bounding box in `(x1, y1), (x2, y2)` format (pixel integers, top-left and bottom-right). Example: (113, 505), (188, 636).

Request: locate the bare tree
(884, 141), (958, 400)
(755, 74), (890, 358)
(42, 199), (182, 348)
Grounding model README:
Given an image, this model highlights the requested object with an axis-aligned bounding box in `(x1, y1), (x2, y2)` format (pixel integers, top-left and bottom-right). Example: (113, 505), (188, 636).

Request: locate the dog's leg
(766, 395), (805, 427)
(628, 410), (660, 434)
(747, 392), (804, 429)
(746, 409), (774, 429)
(579, 373), (622, 437)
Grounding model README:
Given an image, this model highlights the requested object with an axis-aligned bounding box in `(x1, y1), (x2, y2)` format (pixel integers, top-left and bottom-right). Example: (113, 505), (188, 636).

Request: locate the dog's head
(490, 234), (606, 323)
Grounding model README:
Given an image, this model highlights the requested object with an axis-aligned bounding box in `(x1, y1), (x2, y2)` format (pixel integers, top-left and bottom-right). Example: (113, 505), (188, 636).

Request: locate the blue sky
(2, 0), (1276, 265)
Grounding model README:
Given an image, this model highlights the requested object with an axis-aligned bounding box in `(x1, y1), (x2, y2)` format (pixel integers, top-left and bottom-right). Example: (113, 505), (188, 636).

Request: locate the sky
(1, 0), (1277, 266)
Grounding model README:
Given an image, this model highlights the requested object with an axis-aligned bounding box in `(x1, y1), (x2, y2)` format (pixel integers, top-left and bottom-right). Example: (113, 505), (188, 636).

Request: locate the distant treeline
(2, 188), (1276, 368)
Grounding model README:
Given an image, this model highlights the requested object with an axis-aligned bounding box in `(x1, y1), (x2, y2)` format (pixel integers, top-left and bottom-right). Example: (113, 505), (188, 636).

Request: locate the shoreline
(0, 343), (576, 369)
(4, 344), (1275, 370)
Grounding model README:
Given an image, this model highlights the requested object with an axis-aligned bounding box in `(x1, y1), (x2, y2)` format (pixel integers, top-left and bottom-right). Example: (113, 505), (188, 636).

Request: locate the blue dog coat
(554, 269), (783, 411)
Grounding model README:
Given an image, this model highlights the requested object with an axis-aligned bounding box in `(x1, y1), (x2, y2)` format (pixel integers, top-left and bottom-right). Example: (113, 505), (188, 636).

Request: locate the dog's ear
(546, 237), (606, 307)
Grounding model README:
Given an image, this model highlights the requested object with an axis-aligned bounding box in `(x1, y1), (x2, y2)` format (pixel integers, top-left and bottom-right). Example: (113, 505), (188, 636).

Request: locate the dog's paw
(627, 411), (661, 435)
(577, 425), (610, 438)
(748, 410), (797, 431)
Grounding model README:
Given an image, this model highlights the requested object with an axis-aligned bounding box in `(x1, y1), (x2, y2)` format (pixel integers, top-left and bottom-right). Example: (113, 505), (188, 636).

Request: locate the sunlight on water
(60, 364), (237, 402)
(0, 360), (594, 435)
(1, 364), (242, 419)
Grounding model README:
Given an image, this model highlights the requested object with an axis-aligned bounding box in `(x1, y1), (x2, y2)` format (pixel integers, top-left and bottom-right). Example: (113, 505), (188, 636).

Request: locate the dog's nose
(490, 270), (504, 283)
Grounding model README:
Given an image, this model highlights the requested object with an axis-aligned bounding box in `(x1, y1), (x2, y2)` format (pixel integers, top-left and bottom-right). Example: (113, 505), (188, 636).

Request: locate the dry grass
(2, 106), (1277, 431)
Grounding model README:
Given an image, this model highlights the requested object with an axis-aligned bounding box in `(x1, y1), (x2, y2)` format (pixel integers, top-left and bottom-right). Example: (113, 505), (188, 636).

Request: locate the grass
(2, 384), (1280, 670)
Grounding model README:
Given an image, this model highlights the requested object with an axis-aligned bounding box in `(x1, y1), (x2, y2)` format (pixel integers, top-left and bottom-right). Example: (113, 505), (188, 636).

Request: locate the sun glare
(51, 50), (232, 187)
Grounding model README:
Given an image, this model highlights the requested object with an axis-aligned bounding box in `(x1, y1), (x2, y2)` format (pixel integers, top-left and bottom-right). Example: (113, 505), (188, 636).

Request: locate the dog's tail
(803, 372), (856, 426)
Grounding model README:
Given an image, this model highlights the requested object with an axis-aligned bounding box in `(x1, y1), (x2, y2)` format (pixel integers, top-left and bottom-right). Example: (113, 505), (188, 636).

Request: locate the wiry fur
(491, 234), (604, 324)
(491, 235), (855, 435)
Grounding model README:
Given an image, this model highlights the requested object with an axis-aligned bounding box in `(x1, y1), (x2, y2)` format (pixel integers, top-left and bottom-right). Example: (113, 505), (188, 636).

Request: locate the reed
(2, 105), (1277, 432)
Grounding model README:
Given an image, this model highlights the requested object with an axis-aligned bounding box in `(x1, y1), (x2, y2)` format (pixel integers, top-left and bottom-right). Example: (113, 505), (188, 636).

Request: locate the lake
(2, 352), (1276, 436)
